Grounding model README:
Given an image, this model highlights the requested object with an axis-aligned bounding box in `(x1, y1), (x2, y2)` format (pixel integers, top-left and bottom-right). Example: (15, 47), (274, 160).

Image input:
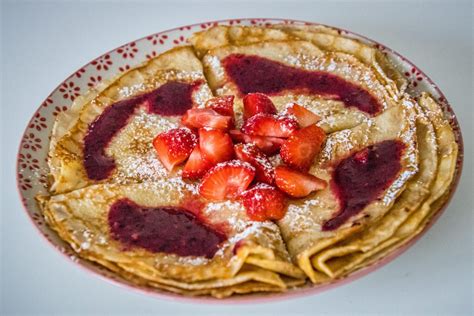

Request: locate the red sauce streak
(323, 140), (405, 231)
(108, 199), (226, 258)
(83, 81), (201, 180)
(222, 54), (381, 115)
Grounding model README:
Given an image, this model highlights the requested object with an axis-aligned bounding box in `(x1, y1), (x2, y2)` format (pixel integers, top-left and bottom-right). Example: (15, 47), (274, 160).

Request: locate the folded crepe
(192, 24), (405, 94)
(37, 24), (459, 298)
(310, 93), (458, 279)
(201, 42), (399, 133)
(48, 46), (213, 194)
(40, 181), (305, 297)
(277, 100), (418, 282)
(191, 26), (458, 284)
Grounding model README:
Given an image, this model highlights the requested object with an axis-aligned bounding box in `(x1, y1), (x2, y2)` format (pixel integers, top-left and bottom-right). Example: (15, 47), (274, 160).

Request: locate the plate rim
(16, 17), (464, 304)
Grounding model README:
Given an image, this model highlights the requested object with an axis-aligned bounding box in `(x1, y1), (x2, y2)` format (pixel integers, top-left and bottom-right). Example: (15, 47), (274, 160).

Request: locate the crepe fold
(48, 46), (214, 194)
(37, 24), (459, 298)
(191, 25), (458, 283)
(40, 181), (305, 298)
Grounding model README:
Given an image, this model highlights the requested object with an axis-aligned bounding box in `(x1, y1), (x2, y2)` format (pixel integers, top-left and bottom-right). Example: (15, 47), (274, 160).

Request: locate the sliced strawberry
(235, 143), (274, 184)
(206, 95), (235, 117)
(243, 93), (277, 120)
(280, 125), (326, 171)
(199, 160), (255, 201)
(153, 128), (197, 171)
(229, 130), (284, 155)
(182, 108), (232, 130)
(275, 166), (327, 198)
(286, 103), (321, 127)
(241, 114), (298, 138)
(182, 145), (213, 180)
(199, 128), (234, 164)
(240, 183), (287, 221)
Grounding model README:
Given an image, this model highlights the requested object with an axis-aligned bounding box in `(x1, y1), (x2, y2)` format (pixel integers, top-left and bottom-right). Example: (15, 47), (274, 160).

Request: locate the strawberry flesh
(199, 160), (255, 201)
(206, 95), (235, 117)
(280, 125), (326, 171)
(275, 166), (327, 198)
(286, 103), (321, 127)
(243, 93), (277, 120)
(153, 128), (197, 171)
(241, 114), (298, 138)
(199, 128), (234, 164)
(229, 130), (284, 155)
(182, 145), (213, 180)
(182, 108), (232, 130)
(235, 143), (274, 184)
(241, 183), (287, 221)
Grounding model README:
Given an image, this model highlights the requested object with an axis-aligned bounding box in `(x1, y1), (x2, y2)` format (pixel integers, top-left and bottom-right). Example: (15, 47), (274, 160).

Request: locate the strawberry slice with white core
(280, 124), (326, 171)
(286, 103), (321, 128)
(241, 114), (298, 138)
(153, 127), (197, 171)
(182, 145), (213, 180)
(235, 143), (274, 184)
(199, 128), (234, 164)
(229, 130), (284, 156)
(199, 160), (255, 201)
(182, 108), (232, 130)
(240, 183), (287, 221)
(243, 93), (277, 120)
(275, 166), (327, 198)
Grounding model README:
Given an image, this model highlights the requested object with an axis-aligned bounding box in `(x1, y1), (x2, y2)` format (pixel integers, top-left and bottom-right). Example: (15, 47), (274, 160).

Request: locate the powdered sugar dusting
(284, 199), (321, 232)
(240, 143), (274, 175)
(215, 159), (255, 171)
(281, 52), (389, 110)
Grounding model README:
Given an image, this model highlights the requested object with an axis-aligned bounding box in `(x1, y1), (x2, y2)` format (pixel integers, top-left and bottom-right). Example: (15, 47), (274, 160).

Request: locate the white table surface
(1, 0), (472, 315)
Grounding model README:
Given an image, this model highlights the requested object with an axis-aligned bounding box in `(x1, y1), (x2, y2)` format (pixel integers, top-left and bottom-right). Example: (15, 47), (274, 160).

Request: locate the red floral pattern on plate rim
(16, 18), (464, 303)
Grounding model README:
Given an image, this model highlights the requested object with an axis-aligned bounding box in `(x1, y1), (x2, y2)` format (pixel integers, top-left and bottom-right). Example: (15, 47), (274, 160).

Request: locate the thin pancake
(190, 25), (291, 57)
(40, 181), (305, 293)
(272, 24), (407, 94)
(49, 46), (213, 194)
(201, 39), (398, 132)
(309, 96), (438, 278)
(277, 101), (418, 282)
(38, 25), (460, 297)
(310, 93), (458, 280)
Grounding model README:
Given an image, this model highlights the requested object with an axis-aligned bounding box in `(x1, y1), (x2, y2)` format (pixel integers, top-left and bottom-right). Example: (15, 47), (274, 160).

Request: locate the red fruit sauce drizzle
(222, 54), (382, 115)
(108, 198), (226, 258)
(83, 81), (201, 180)
(323, 140), (405, 231)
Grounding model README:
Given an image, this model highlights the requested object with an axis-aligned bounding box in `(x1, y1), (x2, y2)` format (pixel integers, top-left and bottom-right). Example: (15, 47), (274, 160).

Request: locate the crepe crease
(40, 182), (305, 297)
(38, 24), (459, 298)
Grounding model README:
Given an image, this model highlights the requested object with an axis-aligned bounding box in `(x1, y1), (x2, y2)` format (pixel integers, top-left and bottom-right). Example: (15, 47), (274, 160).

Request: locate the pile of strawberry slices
(153, 93), (327, 222)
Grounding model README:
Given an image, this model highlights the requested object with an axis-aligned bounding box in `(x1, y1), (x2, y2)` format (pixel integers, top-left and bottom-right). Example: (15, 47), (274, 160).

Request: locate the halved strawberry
(182, 145), (213, 180)
(240, 183), (287, 221)
(280, 125), (326, 171)
(199, 160), (255, 201)
(241, 114), (298, 138)
(274, 166), (327, 198)
(229, 130), (284, 155)
(206, 95), (235, 117)
(235, 143), (274, 184)
(243, 93), (277, 120)
(153, 128), (197, 171)
(286, 103), (321, 128)
(199, 128), (234, 164)
(182, 108), (232, 130)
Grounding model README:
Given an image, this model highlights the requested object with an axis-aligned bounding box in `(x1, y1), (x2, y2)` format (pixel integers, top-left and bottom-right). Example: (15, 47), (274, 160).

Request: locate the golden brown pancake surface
(38, 25), (458, 298)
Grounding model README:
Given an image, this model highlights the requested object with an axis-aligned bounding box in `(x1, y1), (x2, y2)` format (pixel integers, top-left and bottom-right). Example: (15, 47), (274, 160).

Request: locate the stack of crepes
(38, 25), (459, 298)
